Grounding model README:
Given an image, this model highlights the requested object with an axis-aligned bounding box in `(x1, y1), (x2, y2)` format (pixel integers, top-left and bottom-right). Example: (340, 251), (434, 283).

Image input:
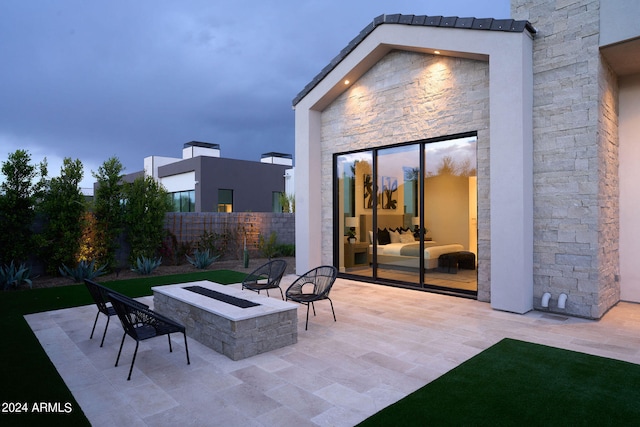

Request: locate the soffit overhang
(293, 13), (536, 109)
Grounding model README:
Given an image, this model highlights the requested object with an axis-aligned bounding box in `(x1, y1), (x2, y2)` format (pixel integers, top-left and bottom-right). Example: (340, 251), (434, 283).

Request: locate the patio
(26, 275), (640, 426)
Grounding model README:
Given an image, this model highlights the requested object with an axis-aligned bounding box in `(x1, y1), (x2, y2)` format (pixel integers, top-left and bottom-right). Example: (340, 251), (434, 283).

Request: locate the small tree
(122, 175), (171, 263)
(0, 150), (48, 264)
(39, 158), (86, 275)
(92, 157), (125, 270)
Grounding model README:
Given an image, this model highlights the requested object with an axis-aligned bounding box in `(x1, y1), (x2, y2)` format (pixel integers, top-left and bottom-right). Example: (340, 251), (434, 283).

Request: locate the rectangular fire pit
(152, 280), (297, 360)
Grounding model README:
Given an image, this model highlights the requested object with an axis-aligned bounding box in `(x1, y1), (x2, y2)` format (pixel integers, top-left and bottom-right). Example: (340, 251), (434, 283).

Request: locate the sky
(0, 1), (509, 192)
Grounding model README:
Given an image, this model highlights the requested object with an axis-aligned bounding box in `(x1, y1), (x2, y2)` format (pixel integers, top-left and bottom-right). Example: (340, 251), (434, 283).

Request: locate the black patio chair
(84, 279), (149, 347)
(242, 259), (288, 299)
(108, 292), (190, 381)
(285, 265), (338, 330)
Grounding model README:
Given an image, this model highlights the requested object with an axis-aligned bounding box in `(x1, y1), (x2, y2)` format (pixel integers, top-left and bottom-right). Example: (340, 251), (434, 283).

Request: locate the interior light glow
(434, 50), (441, 55)
(344, 80), (350, 85)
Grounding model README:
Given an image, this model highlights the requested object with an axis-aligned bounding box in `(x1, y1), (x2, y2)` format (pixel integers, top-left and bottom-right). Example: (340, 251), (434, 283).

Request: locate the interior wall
(424, 175), (470, 249)
(619, 73), (640, 302)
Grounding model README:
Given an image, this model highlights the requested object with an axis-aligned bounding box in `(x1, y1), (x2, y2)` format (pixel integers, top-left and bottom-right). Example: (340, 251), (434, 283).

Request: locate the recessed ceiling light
(344, 80), (350, 85)
(434, 50), (441, 55)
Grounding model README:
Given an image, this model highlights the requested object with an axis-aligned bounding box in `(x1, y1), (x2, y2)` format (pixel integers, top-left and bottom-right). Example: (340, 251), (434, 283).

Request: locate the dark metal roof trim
(184, 141), (220, 149)
(292, 13), (536, 106)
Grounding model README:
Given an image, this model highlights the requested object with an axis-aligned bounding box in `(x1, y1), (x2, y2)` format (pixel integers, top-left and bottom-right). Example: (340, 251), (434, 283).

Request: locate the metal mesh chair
(108, 292), (190, 380)
(285, 265), (338, 330)
(84, 279), (149, 347)
(242, 259), (287, 299)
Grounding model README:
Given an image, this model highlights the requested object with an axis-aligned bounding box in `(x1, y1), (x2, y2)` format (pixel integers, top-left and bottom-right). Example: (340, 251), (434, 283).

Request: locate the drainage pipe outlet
(558, 293), (567, 309)
(541, 292), (551, 308)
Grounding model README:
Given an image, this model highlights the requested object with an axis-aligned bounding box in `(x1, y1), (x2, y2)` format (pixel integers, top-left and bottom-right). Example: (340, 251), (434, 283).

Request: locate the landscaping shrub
(92, 157), (125, 270)
(276, 243), (295, 257)
(131, 256), (162, 275)
(197, 229), (232, 259)
(0, 149), (48, 265)
(160, 231), (192, 266)
(0, 261), (33, 290)
(59, 259), (107, 283)
(258, 231), (280, 259)
(39, 157), (86, 275)
(123, 175), (171, 263)
(186, 249), (219, 269)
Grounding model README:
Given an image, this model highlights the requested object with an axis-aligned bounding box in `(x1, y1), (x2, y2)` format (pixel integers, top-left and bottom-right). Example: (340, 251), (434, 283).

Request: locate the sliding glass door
(334, 133), (478, 296)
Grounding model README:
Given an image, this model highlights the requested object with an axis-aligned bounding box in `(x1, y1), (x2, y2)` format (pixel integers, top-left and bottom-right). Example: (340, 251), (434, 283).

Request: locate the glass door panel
(375, 145), (421, 285)
(336, 151), (373, 278)
(422, 136), (478, 293)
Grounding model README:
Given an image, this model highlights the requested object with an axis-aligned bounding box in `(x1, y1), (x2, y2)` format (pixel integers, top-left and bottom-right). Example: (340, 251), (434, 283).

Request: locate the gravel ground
(26, 257), (296, 289)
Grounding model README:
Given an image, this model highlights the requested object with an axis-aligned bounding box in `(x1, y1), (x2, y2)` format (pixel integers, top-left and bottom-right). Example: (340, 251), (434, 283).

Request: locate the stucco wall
(319, 50), (491, 298)
(513, 0), (619, 318)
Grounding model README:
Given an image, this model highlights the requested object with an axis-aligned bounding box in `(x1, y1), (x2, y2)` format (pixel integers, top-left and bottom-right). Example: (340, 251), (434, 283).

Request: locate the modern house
(293, 0), (640, 319)
(124, 141), (294, 213)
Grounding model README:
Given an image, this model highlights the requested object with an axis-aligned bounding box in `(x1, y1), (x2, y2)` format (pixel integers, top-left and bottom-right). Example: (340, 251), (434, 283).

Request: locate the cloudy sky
(0, 0), (509, 191)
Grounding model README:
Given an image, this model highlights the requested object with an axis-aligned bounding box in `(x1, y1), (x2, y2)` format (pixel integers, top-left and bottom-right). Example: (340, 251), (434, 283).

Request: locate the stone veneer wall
(320, 50), (491, 299)
(513, 0), (619, 318)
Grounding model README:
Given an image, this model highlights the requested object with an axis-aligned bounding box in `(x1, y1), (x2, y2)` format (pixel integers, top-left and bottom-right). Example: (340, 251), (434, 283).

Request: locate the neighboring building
(293, 0), (639, 319)
(125, 141), (293, 213)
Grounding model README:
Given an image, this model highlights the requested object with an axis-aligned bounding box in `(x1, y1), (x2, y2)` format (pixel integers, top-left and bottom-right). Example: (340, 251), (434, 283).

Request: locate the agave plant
(59, 260), (107, 283)
(131, 256), (162, 275)
(1, 261), (33, 290)
(186, 249), (219, 269)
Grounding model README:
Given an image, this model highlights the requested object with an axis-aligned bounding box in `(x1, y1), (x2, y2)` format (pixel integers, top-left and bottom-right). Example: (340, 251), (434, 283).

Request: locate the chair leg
(115, 333), (126, 367)
(100, 316), (110, 347)
(278, 287), (284, 300)
(183, 332), (190, 365)
(127, 341), (139, 381)
(328, 298), (336, 322)
(305, 303), (310, 331)
(90, 311), (100, 339)
(167, 334), (173, 352)
(311, 302), (316, 316)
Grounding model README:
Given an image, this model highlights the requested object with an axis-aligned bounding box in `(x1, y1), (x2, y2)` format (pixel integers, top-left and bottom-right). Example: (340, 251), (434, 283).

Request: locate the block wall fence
(164, 212), (295, 258)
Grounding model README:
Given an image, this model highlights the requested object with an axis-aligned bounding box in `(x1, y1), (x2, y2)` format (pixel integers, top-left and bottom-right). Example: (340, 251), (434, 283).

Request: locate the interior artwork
(364, 175), (398, 210)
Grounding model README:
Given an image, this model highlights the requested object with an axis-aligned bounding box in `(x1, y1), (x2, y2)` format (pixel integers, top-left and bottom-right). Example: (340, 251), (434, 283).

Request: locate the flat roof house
(293, 0), (640, 319)
(125, 141), (293, 213)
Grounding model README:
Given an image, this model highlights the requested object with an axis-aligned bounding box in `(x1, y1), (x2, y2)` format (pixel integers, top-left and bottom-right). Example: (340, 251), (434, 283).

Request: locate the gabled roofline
(292, 13), (536, 106)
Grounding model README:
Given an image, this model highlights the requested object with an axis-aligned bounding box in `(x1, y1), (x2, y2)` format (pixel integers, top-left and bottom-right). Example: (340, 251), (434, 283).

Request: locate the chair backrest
(84, 279), (113, 315)
(84, 279), (148, 313)
(287, 265), (337, 299)
(107, 292), (144, 340)
(243, 259), (287, 286)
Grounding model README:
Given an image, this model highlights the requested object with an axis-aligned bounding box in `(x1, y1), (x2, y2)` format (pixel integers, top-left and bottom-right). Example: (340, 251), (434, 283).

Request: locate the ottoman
(457, 251), (476, 270)
(437, 252), (459, 274)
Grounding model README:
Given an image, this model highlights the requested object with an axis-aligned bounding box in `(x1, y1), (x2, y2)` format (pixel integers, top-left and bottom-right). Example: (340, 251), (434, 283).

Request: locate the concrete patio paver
(25, 275), (640, 426)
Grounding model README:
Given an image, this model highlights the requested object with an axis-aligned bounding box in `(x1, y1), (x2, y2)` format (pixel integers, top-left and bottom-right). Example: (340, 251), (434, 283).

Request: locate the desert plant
(160, 231), (192, 266)
(185, 249), (219, 269)
(197, 230), (230, 259)
(131, 256), (162, 275)
(258, 231), (280, 259)
(0, 261), (33, 290)
(59, 260), (107, 283)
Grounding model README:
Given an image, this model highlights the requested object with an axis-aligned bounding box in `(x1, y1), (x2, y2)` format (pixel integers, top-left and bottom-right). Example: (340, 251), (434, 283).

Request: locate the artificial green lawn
(358, 338), (640, 426)
(0, 270), (246, 427)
